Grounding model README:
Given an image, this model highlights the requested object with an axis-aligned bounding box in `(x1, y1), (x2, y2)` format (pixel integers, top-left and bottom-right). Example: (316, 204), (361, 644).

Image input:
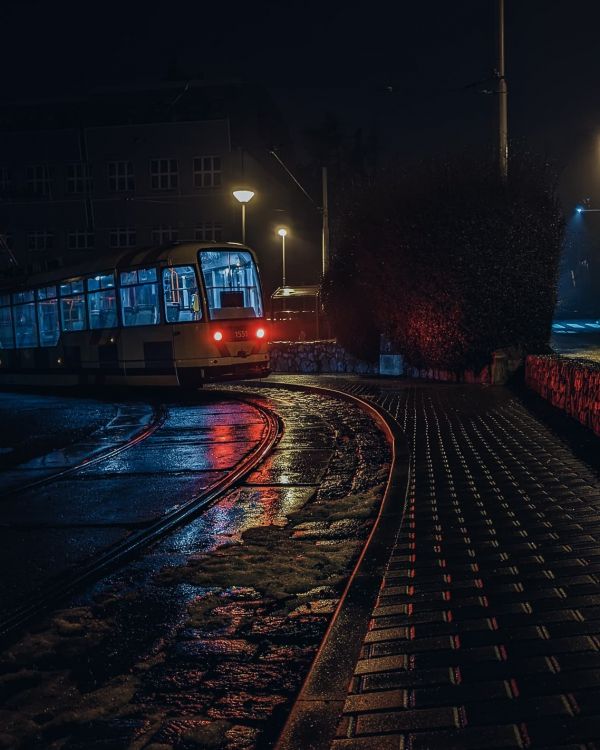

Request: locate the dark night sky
(3, 0), (600, 201)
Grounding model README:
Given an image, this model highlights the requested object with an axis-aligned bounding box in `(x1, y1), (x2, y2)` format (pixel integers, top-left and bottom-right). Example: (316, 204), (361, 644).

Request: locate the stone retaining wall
(269, 341), (503, 382)
(269, 340), (377, 374)
(405, 365), (491, 384)
(525, 354), (600, 437)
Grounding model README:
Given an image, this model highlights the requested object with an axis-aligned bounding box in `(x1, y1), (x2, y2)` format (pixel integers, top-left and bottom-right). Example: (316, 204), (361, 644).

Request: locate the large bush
(325, 157), (564, 370)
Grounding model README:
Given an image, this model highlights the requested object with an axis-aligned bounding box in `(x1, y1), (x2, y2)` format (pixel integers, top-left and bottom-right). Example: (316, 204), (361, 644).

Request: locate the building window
(193, 156), (222, 188)
(150, 159), (178, 190)
(66, 163), (92, 194)
(152, 225), (178, 244)
(108, 161), (135, 192)
(27, 230), (54, 252)
(26, 165), (54, 196)
(109, 227), (136, 248)
(68, 230), (95, 251)
(195, 222), (223, 242)
(0, 167), (11, 194)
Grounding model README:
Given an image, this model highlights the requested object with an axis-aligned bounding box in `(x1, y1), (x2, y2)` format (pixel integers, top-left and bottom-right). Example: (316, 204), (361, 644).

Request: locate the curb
(227, 380), (411, 750)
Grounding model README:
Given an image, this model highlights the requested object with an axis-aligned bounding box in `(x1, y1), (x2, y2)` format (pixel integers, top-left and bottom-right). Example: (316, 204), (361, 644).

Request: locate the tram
(0, 242), (270, 387)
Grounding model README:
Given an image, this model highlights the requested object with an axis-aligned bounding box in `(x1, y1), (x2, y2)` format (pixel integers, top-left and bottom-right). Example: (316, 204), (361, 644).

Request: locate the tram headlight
(213, 330), (223, 342)
(256, 327), (266, 339)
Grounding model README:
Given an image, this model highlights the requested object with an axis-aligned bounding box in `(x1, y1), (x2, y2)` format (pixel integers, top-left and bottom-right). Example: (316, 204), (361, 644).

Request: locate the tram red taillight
(213, 330), (223, 342)
(256, 327), (266, 339)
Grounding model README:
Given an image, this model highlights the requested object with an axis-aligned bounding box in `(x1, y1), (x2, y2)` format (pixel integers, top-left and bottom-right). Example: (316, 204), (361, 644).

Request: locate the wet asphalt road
(0, 385), (390, 750)
(0, 392), (117, 469)
(0, 394), (268, 614)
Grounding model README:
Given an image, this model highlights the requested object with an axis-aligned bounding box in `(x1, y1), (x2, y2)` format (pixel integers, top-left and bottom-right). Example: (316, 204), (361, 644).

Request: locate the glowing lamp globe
(233, 190), (255, 204)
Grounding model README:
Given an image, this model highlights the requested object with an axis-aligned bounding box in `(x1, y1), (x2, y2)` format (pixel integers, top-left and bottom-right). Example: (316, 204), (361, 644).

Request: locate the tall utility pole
(321, 167), (329, 278)
(498, 0), (508, 181)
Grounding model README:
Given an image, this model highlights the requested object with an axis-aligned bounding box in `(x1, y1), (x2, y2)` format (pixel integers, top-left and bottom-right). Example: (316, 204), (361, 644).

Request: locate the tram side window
(13, 291), (39, 348)
(0, 293), (14, 349)
(87, 273), (117, 329)
(37, 286), (60, 347)
(162, 266), (201, 323)
(59, 279), (87, 332)
(119, 267), (159, 327)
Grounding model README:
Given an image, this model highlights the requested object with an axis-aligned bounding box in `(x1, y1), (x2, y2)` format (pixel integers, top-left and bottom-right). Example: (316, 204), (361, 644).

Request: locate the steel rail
(0, 396), (282, 646)
(0, 404), (168, 500)
(215, 380), (410, 750)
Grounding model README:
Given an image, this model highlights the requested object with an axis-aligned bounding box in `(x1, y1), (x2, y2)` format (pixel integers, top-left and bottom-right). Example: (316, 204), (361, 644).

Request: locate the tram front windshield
(199, 249), (263, 320)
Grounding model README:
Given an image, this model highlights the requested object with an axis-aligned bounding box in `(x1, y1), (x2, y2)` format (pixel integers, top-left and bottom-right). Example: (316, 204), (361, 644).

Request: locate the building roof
(271, 284), (322, 299)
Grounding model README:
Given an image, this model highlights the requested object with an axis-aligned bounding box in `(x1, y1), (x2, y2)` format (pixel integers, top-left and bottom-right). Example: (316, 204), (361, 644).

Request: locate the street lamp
(277, 227), (287, 287)
(233, 189), (255, 244)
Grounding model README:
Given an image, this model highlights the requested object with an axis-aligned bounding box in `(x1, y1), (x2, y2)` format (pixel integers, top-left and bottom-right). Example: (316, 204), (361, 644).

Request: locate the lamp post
(232, 189), (255, 244)
(278, 227), (287, 286)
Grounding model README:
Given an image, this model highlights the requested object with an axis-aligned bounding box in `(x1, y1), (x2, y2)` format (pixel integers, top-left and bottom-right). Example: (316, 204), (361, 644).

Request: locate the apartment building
(0, 80), (308, 293)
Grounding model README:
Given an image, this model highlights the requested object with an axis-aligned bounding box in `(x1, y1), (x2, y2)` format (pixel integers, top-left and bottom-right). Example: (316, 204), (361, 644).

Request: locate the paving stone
(370, 635), (456, 657)
(413, 679), (512, 708)
(343, 689), (408, 713)
(408, 724), (525, 749)
(517, 668), (600, 695)
(278, 379), (600, 750)
(465, 694), (574, 726)
(364, 627), (410, 643)
(355, 705), (461, 735)
(331, 737), (405, 750)
(354, 655), (408, 675)
(525, 715), (600, 745)
(361, 668), (454, 693)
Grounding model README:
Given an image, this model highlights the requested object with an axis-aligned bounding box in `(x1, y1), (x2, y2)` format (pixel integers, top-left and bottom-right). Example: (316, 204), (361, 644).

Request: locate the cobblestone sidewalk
(275, 378), (600, 750)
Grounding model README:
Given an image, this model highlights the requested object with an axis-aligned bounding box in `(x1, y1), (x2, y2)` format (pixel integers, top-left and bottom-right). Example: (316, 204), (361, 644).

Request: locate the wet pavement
(268, 376), (600, 750)
(0, 397), (267, 614)
(0, 386), (390, 750)
(0, 392), (117, 469)
(4, 375), (599, 750)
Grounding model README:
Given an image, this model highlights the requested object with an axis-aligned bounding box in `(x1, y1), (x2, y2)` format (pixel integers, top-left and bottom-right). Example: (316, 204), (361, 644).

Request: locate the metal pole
(241, 203), (246, 244)
(321, 166), (329, 277)
(282, 234), (286, 286)
(498, 0), (508, 181)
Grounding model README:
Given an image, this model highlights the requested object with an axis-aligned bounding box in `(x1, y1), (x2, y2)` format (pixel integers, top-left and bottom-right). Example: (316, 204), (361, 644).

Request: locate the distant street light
(277, 227), (288, 286)
(233, 189), (255, 244)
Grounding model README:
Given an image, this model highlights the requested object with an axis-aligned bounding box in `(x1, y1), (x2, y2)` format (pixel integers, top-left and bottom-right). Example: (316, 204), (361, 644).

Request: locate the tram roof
(1, 242), (256, 291)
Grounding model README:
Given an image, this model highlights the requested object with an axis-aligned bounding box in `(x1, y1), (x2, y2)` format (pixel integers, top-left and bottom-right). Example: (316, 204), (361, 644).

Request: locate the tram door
(162, 266), (203, 378)
(116, 267), (175, 382)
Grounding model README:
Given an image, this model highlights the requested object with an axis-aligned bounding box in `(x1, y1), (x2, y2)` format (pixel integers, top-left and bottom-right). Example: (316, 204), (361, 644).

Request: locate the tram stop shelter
(269, 284), (329, 342)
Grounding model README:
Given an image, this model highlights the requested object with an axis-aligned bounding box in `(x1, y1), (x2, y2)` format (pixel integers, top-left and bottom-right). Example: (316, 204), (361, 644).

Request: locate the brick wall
(525, 354), (600, 437)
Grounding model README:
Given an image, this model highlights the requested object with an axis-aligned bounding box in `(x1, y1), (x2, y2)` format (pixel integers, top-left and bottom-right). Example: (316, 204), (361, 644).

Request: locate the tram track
(210, 379), (410, 750)
(0, 402), (167, 500)
(0, 394), (282, 647)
